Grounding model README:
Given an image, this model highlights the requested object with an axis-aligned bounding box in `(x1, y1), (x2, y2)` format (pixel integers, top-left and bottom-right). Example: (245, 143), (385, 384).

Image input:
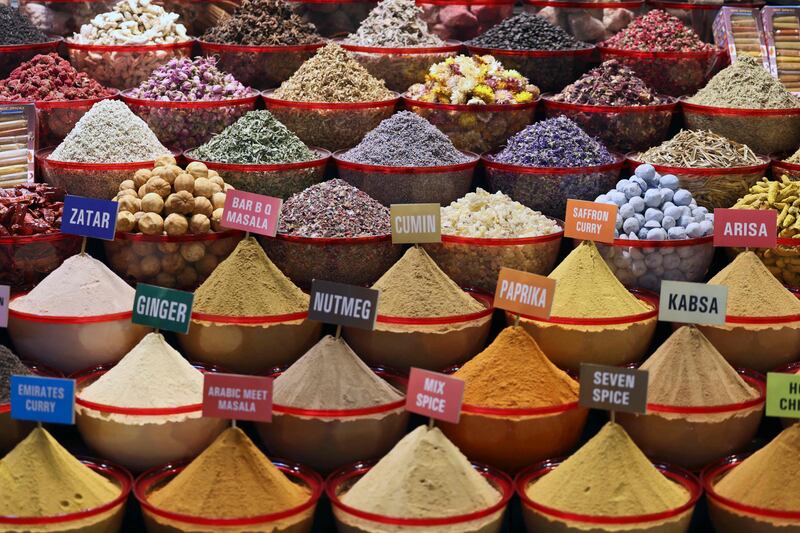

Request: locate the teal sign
(132, 283), (194, 334)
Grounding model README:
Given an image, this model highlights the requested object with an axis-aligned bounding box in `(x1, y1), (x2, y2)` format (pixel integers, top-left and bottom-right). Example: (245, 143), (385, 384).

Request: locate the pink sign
(0, 285), (7, 328)
(221, 190), (282, 237)
(714, 208), (777, 249)
(405, 368), (464, 424)
(202, 373), (273, 422)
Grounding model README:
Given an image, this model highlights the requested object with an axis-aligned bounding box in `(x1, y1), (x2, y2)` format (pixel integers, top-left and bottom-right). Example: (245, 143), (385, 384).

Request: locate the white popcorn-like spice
(71, 0), (189, 45)
(442, 188), (560, 238)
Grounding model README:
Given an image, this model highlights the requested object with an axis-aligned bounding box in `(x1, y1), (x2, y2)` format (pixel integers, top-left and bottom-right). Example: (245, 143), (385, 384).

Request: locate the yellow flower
(514, 91), (534, 104)
(473, 84), (494, 103)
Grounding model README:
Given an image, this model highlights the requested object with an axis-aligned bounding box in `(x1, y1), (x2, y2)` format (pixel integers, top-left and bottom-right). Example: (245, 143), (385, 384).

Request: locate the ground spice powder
(0, 428), (118, 516)
(371, 247), (485, 317)
(193, 237), (308, 316)
(527, 422), (688, 516)
(455, 326), (578, 408)
(150, 427), (309, 518)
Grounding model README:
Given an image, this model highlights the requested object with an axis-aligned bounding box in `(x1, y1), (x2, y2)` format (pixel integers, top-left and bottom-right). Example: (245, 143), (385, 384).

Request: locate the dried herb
(0, 345), (31, 403)
(0, 5), (47, 45)
(553, 60), (666, 106)
(467, 13), (585, 51)
(202, 0), (321, 46)
(637, 130), (761, 168)
(345, 0), (443, 47)
(602, 9), (712, 52)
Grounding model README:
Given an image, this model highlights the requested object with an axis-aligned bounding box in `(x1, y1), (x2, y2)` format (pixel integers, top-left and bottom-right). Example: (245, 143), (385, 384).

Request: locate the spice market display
(3, 1), (800, 532)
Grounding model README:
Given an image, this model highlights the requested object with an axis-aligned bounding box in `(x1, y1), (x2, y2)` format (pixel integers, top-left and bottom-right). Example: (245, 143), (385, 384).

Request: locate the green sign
(766, 372), (800, 418)
(132, 283), (194, 334)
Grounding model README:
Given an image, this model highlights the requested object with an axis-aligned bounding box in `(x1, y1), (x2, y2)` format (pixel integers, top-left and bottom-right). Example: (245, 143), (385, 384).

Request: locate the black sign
(308, 279), (379, 330)
(579, 363), (648, 414)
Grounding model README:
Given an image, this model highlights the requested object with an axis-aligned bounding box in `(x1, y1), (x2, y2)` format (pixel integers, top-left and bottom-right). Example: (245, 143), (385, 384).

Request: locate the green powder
(688, 57), (800, 109)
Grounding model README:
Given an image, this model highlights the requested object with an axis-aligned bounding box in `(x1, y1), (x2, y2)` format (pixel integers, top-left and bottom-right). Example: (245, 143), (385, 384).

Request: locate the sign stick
(80, 236), (87, 255)
(514, 314), (520, 327)
(428, 417), (434, 428)
(335, 324), (342, 339)
(232, 419), (237, 428)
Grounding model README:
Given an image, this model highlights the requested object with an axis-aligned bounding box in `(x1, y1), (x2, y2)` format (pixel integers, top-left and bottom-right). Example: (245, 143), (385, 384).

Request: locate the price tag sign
(60, 195), (119, 241)
(713, 209), (777, 248)
(203, 373), (273, 422)
(579, 363), (648, 414)
(659, 280), (728, 325)
(405, 368), (464, 424)
(390, 203), (441, 244)
(766, 372), (800, 418)
(494, 268), (555, 320)
(221, 190), (282, 237)
(564, 199), (617, 244)
(308, 279), (379, 330)
(10, 375), (75, 424)
(0, 284), (8, 328)
(132, 283), (194, 334)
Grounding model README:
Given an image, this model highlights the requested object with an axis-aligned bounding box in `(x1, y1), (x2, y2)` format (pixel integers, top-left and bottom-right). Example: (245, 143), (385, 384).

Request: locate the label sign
(10, 375), (75, 424)
(564, 199), (617, 244)
(0, 284), (8, 328)
(406, 368), (464, 424)
(713, 208), (777, 248)
(308, 279), (379, 330)
(390, 203), (441, 244)
(494, 268), (555, 319)
(659, 280), (728, 325)
(579, 363), (648, 414)
(60, 195), (119, 241)
(766, 372), (800, 418)
(132, 283), (194, 334)
(221, 190), (282, 237)
(203, 373), (273, 422)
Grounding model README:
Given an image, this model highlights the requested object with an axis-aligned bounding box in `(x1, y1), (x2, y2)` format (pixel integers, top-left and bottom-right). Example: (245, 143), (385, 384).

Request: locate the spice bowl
(681, 100), (800, 156)
(647, 1), (721, 44)
(0, 37), (62, 78)
(703, 454), (800, 532)
(19, 0), (116, 37)
(727, 240), (800, 289)
(103, 230), (243, 291)
(183, 149), (330, 199)
(422, 226), (563, 294)
(417, 0), (515, 41)
(770, 156), (800, 180)
(617, 370), (766, 471)
(0, 458), (132, 533)
(511, 290), (659, 372)
(286, 0), (378, 37)
(0, 232), (82, 292)
(262, 91), (400, 152)
(120, 91), (259, 151)
(333, 150), (479, 205)
(259, 234), (402, 289)
(135, 459), (323, 533)
(64, 40), (195, 90)
(327, 460), (513, 533)
(464, 45), (595, 94)
(74, 364), (228, 473)
(523, 0), (645, 43)
(343, 291), (493, 371)
(625, 155), (770, 209)
(256, 368), (409, 474)
(483, 153), (625, 218)
(403, 96), (537, 153)
(0, 361), (61, 454)
(517, 459), (701, 533)
(340, 42), (461, 93)
(177, 311), (322, 375)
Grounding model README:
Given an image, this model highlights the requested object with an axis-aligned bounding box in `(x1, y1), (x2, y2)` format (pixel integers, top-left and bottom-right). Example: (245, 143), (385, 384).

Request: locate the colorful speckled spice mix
(554, 60), (665, 107)
(0, 54), (113, 101)
(602, 9), (713, 52)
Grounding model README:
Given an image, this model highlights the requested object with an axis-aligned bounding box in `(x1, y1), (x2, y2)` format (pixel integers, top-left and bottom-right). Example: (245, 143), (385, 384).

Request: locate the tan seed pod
(176, 266), (198, 288)
(139, 212), (164, 235)
(119, 179), (136, 191)
(140, 254), (161, 277)
(133, 169), (152, 188)
(161, 251), (186, 274)
(164, 213), (189, 237)
(155, 272), (177, 288)
(141, 192), (165, 214)
(211, 192), (226, 209)
(174, 173), (195, 194)
(116, 211), (136, 232)
(117, 196), (140, 214)
(186, 161), (209, 179)
(190, 213), (210, 234)
(193, 196), (213, 217)
(155, 154), (177, 167)
(180, 242), (206, 262)
(146, 177), (171, 198)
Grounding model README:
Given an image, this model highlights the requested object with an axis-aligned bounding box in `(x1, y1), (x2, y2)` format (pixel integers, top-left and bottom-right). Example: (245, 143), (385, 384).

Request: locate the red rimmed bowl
(340, 41), (461, 93)
(256, 368), (409, 474)
(0, 458), (132, 533)
(120, 91), (259, 151)
(617, 369), (766, 471)
(259, 233), (402, 290)
(510, 289), (659, 372)
(0, 37), (62, 78)
(464, 45), (595, 94)
(402, 96), (537, 153)
(647, 1), (724, 43)
(343, 290), (494, 371)
(625, 154), (770, 209)
(0, 231), (82, 292)
(541, 94), (677, 153)
(771, 155), (800, 180)
(422, 224), (564, 294)
(286, 0), (377, 37)
(517, 458), (701, 533)
(774, 361), (800, 427)
(135, 458), (323, 533)
(681, 100), (800, 156)
(327, 460), (514, 533)
(597, 45), (726, 98)
(333, 150), (479, 205)
(703, 454), (800, 532)
(65, 39), (194, 89)
(417, 0), (515, 41)
(262, 91), (400, 152)
(73, 363), (228, 472)
(183, 148), (330, 199)
(482, 152), (625, 218)
(727, 238), (800, 289)
(0, 360), (61, 454)
(523, 0), (645, 43)
(177, 310), (322, 375)
(103, 229), (243, 290)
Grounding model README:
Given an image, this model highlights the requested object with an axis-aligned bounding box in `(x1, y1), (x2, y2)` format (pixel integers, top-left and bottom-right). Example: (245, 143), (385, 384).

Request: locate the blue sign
(61, 195), (119, 241)
(10, 375), (75, 424)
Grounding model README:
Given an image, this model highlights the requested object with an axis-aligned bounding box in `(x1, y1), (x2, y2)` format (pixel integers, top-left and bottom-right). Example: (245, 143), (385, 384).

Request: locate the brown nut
(174, 173), (195, 194)
(157, 241), (181, 254)
(193, 177), (214, 199)
(152, 165), (177, 185)
(209, 175), (224, 188)
(164, 213), (189, 237)
(133, 169), (152, 188)
(119, 179), (136, 191)
(193, 196), (213, 218)
(117, 211), (136, 232)
(211, 207), (224, 232)
(118, 196), (140, 214)
(146, 177), (171, 198)
(176, 266), (198, 288)
(161, 252), (186, 274)
(140, 254), (161, 277)
(190, 213), (211, 234)
(186, 161), (209, 179)
(211, 192), (226, 210)
(155, 154), (177, 167)
(155, 272), (177, 287)
(195, 254), (218, 276)
(141, 192), (165, 214)
(117, 189), (139, 199)
(138, 184), (148, 198)
(139, 212), (164, 235)
(180, 241), (206, 262)
(165, 190), (195, 215)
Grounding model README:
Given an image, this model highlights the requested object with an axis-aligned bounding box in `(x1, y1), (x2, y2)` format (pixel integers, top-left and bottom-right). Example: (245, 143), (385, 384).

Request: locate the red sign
(405, 368), (464, 424)
(564, 199), (617, 244)
(202, 373), (273, 422)
(713, 208), (777, 249)
(221, 190), (282, 237)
